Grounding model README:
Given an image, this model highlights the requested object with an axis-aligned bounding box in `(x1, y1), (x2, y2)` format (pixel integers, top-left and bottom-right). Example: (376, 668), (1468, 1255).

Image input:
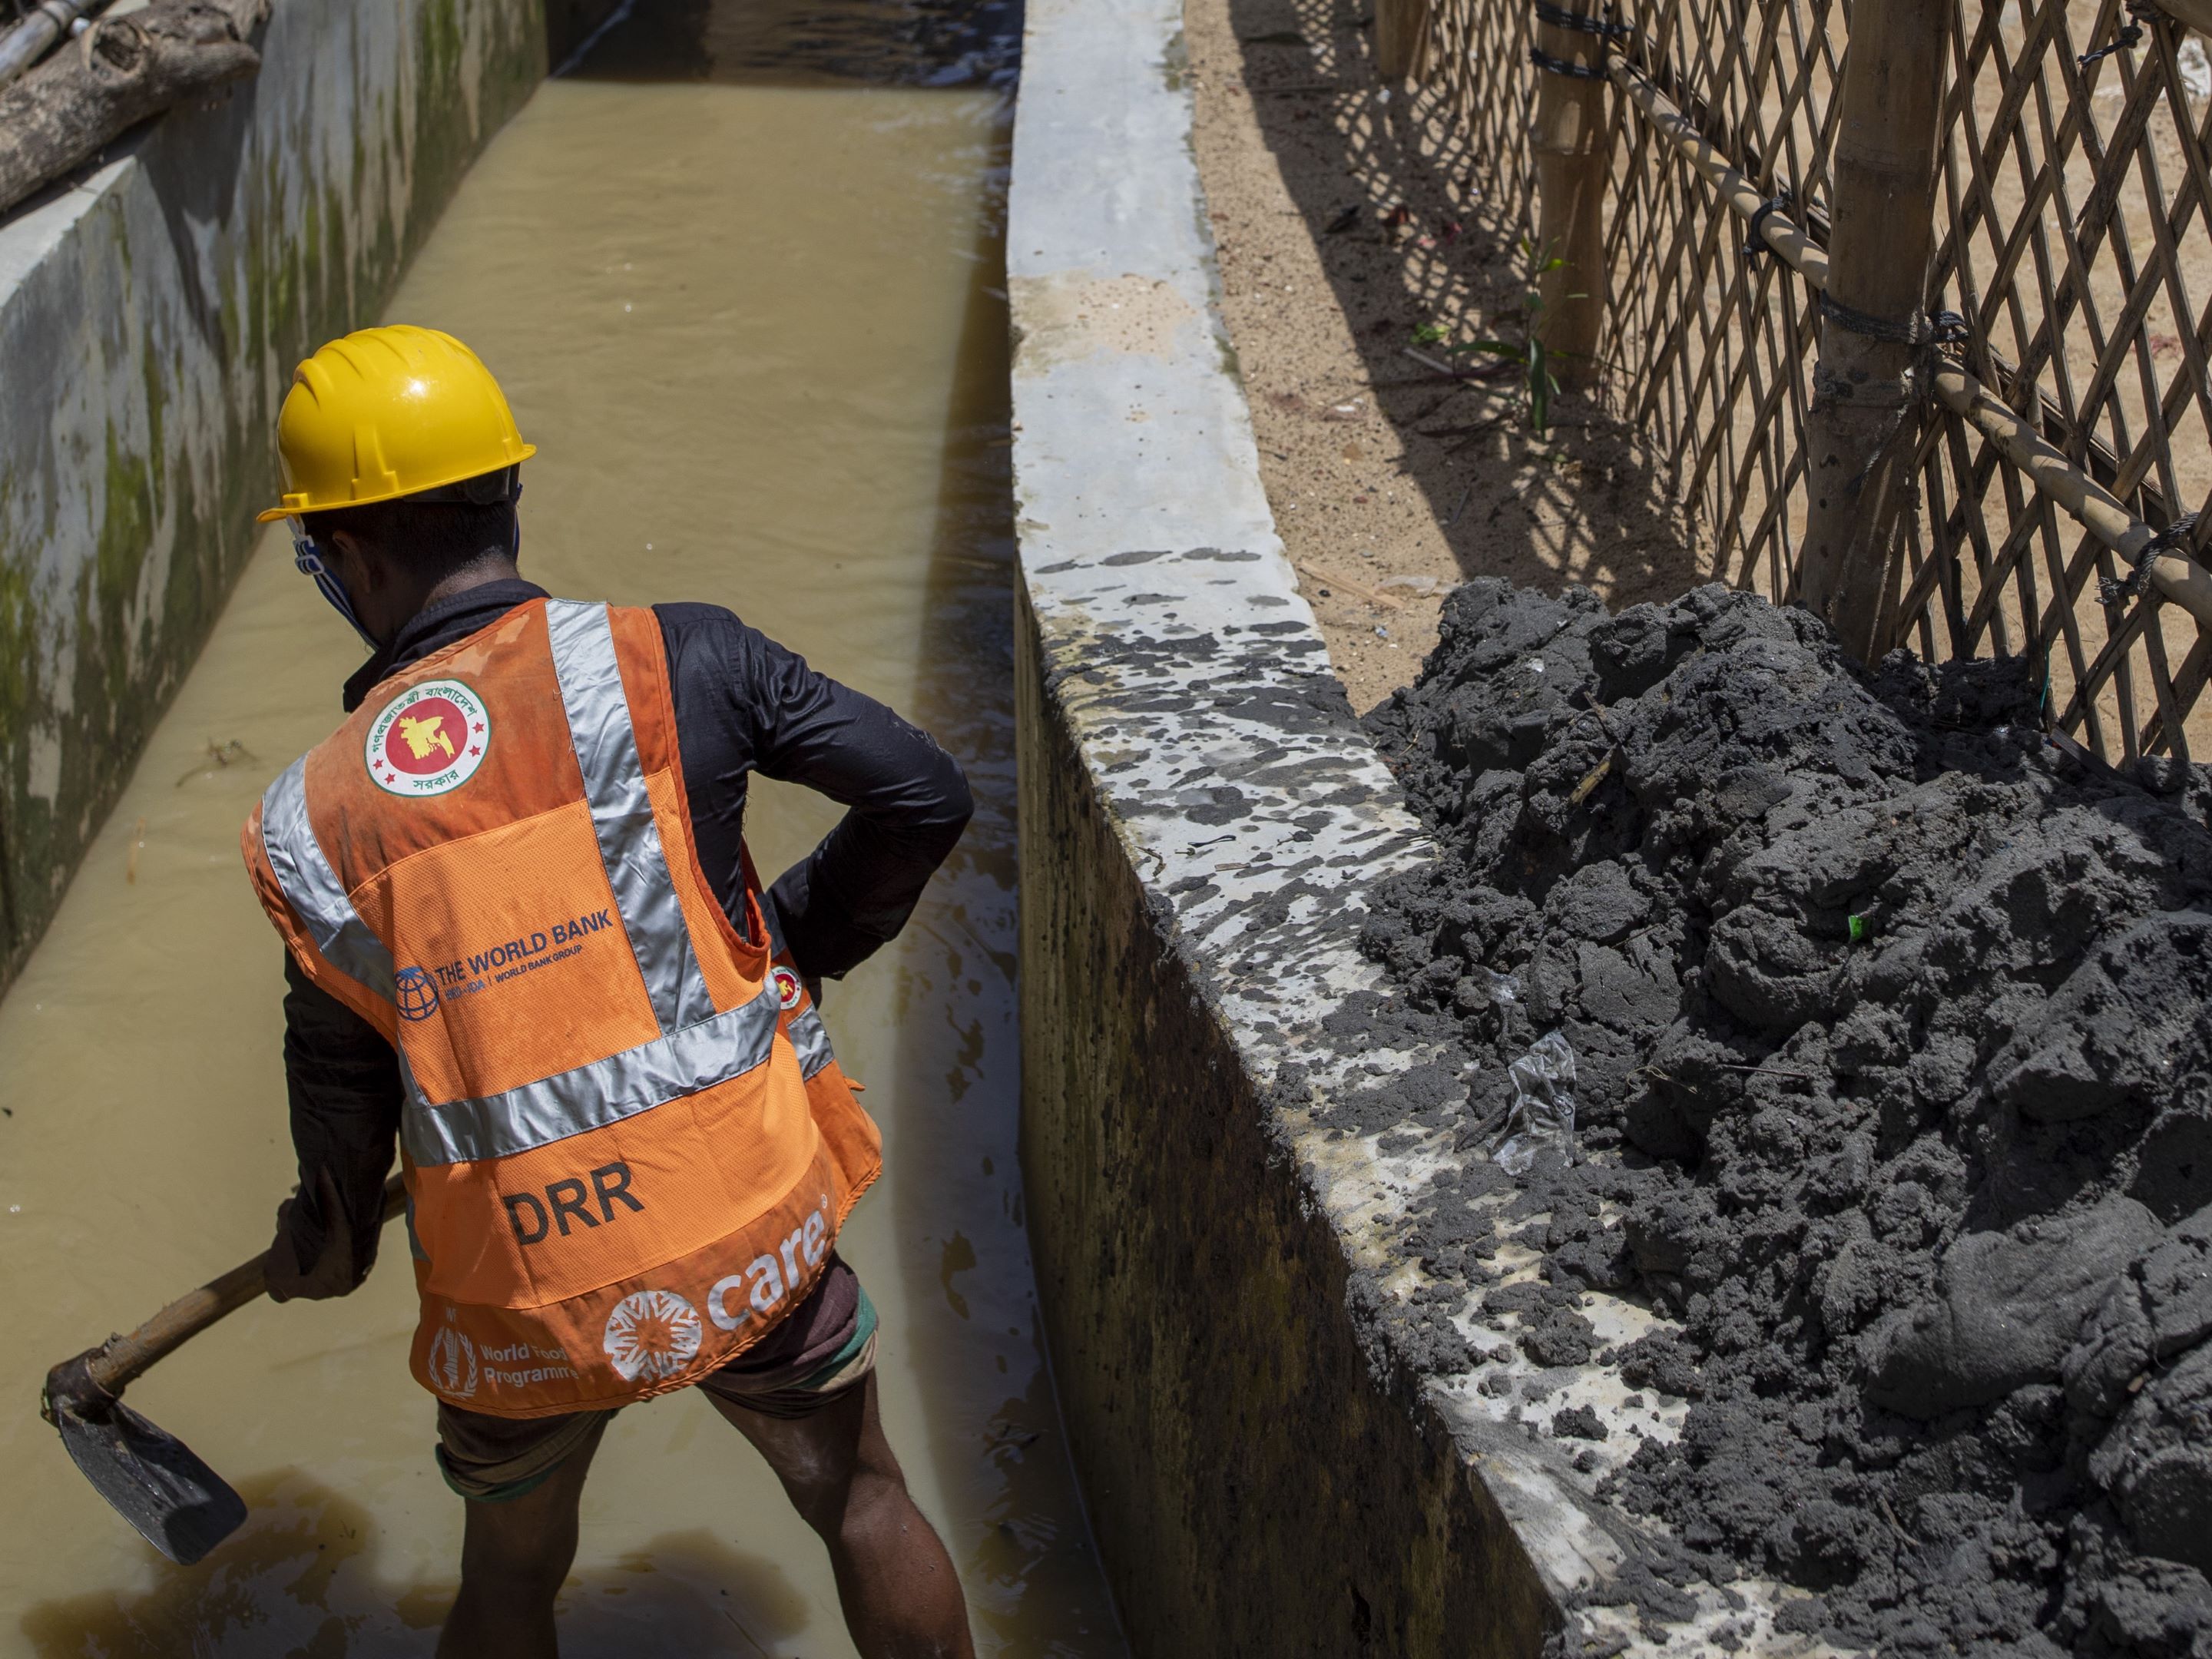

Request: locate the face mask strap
(290, 520), (379, 650)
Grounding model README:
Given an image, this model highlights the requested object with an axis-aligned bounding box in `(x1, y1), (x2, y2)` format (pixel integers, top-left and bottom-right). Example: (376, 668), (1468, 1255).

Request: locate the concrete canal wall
(1005, 0), (1562, 1645)
(0, 0), (615, 995)
(1005, 0), (1836, 1652)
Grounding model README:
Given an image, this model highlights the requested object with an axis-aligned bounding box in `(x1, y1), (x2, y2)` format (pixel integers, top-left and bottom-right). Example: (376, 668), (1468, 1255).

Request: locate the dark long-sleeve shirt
(269, 579), (970, 1298)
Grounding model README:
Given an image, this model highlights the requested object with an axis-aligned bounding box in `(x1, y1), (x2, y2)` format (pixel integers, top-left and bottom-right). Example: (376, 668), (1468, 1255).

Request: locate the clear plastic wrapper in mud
(1493, 1030), (1577, 1175)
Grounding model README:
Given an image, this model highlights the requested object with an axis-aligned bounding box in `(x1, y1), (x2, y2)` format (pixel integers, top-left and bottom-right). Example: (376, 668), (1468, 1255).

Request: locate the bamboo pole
(1531, 2), (1611, 391)
(1795, 0), (1951, 661)
(1932, 369), (2212, 631)
(1611, 65), (1830, 284)
(1374, 0), (1429, 81)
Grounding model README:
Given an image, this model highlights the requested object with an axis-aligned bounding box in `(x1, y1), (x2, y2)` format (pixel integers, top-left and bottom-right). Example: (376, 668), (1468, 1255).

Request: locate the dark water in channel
(567, 0), (1022, 86)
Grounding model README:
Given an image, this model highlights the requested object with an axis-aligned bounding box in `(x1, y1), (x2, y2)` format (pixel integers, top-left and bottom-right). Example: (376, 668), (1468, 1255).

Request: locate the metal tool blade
(52, 1393), (247, 1565)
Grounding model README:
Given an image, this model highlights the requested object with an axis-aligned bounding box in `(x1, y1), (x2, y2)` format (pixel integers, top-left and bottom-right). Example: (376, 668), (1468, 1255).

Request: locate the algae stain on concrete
(1161, 27), (1190, 91)
(139, 345), (167, 498)
(0, 0), (555, 997)
(89, 426), (156, 720)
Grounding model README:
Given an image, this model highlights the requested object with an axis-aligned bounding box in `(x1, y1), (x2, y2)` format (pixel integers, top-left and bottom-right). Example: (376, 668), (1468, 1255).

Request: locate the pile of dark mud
(1359, 580), (2212, 1657)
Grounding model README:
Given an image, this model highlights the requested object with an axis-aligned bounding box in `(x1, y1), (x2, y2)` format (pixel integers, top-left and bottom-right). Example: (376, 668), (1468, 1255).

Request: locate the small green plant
(1412, 243), (1581, 438)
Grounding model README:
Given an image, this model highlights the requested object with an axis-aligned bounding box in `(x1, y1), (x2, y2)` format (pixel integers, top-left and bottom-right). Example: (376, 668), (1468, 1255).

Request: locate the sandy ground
(1186, 0), (1704, 715)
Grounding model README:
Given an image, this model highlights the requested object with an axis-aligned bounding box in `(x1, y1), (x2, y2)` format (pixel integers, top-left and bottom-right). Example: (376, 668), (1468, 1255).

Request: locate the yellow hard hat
(257, 324), (535, 522)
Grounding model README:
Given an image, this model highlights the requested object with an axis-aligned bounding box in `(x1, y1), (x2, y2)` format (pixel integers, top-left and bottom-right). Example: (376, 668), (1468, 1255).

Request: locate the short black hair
(301, 495), (516, 580)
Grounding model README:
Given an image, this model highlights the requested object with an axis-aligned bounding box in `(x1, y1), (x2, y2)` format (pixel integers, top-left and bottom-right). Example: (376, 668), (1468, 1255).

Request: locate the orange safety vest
(242, 597), (881, 1417)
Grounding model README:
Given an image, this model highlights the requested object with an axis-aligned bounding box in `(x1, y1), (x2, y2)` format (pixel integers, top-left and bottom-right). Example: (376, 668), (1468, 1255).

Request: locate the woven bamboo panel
(1427, 0), (1540, 237)
(1920, 0), (2212, 760)
(1602, 0), (1845, 601)
(1414, 0), (2212, 761)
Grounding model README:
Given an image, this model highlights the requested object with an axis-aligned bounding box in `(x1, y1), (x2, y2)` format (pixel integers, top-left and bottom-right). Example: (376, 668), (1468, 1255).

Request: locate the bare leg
(435, 1429), (604, 1659)
(708, 1375), (975, 1659)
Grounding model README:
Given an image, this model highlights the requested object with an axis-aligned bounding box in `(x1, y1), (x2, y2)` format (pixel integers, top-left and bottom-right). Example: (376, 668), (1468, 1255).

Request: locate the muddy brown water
(0, 16), (1124, 1654)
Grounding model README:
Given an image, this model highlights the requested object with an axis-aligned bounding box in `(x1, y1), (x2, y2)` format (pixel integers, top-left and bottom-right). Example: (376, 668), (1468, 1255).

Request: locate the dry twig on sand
(1296, 561), (1404, 610)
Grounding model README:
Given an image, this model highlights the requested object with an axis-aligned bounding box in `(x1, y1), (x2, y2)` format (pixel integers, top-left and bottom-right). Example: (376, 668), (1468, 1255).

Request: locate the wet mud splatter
(1361, 578), (2212, 1656)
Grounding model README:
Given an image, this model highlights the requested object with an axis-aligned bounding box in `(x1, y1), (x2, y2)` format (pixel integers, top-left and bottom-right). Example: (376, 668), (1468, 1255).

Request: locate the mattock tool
(39, 1172), (406, 1565)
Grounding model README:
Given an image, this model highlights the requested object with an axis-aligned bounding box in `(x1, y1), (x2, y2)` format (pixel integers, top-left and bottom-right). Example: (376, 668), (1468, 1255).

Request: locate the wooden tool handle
(82, 1172), (407, 1396)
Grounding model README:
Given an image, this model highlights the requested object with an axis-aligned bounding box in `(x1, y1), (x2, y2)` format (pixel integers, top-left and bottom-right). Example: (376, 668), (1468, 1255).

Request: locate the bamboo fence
(1405, 0), (2212, 763)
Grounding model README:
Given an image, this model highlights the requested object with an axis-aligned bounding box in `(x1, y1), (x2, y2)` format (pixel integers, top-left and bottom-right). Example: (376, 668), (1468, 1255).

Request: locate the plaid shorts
(435, 1254), (878, 1502)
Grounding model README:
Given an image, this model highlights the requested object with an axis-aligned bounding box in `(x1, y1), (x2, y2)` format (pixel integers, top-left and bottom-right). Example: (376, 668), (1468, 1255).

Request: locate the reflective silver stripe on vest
(260, 757), (396, 1002)
(754, 891), (839, 1079)
(403, 979), (785, 1166)
(789, 1007), (834, 1080)
(545, 599), (714, 1036)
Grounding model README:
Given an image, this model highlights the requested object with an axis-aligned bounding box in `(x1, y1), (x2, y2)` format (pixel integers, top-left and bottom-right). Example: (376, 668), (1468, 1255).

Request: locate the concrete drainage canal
(9, 0), (2212, 1654)
(0, 2), (1123, 1654)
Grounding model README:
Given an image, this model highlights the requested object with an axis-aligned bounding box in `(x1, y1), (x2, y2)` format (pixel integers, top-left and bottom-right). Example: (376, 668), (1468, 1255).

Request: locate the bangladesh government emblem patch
(772, 965), (803, 1009)
(366, 679), (490, 797)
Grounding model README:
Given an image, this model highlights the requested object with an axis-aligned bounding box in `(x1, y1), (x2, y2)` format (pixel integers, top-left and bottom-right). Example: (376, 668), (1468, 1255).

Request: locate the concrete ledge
(1007, 0), (1842, 1651)
(0, 0), (581, 993)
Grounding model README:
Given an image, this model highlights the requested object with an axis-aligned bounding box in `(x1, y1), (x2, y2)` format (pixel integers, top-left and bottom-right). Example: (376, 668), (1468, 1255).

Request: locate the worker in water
(240, 324), (977, 1659)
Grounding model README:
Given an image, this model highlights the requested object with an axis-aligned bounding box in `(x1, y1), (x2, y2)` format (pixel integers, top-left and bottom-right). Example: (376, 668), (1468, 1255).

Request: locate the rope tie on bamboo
(2098, 512), (2202, 610)
(1531, 2), (1634, 40)
(1813, 293), (1970, 409)
(1813, 298), (1972, 496)
(2079, 1), (2159, 68)
(1528, 45), (1610, 78)
(1741, 192), (1793, 263)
